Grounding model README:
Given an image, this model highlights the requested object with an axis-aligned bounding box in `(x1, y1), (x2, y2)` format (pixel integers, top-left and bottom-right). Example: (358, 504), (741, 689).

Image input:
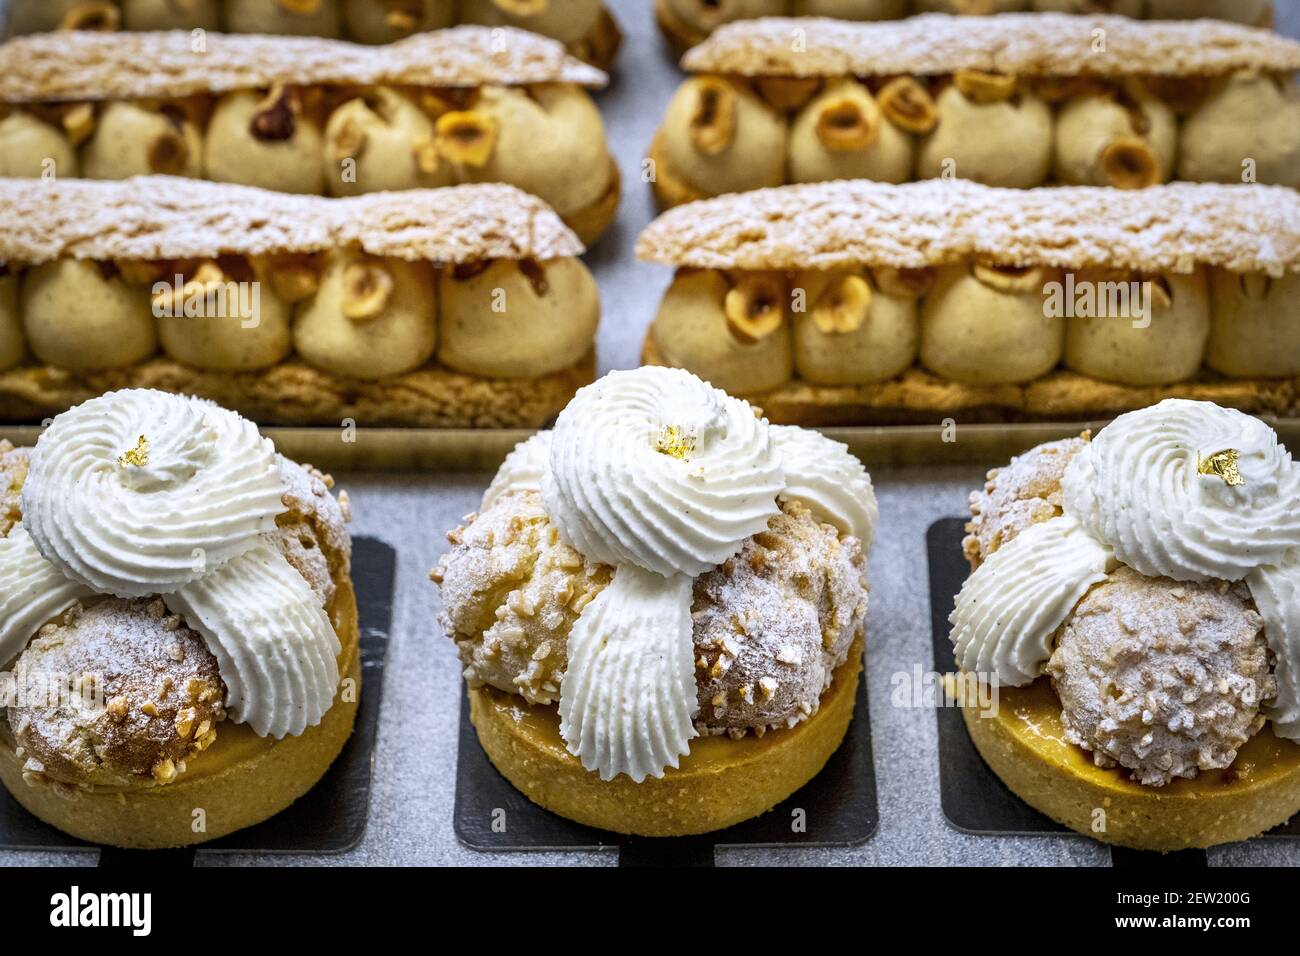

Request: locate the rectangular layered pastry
(4, 0), (622, 70)
(0, 26), (620, 243)
(638, 179), (1300, 424)
(650, 13), (1300, 204)
(0, 177), (600, 427)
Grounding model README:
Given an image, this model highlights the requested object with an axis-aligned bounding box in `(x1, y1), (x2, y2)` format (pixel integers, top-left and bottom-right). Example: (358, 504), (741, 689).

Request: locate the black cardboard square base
(927, 517), (1300, 868)
(0, 536), (395, 866)
(454, 654), (879, 866)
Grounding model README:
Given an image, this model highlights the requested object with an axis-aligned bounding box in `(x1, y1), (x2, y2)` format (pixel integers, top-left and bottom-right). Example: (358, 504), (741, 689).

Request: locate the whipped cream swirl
(771, 426), (878, 546)
(22, 390), (285, 597)
(0, 526), (94, 669)
(543, 367), (784, 578)
(1247, 550), (1300, 740)
(165, 541), (341, 739)
(558, 565), (697, 782)
(481, 431), (551, 512)
(1062, 399), (1300, 583)
(950, 515), (1115, 686)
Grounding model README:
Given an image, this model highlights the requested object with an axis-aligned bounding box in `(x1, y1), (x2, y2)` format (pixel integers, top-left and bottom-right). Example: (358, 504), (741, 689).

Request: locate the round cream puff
(292, 249), (437, 379)
(437, 257), (599, 379)
(1206, 270), (1300, 380)
(82, 100), (204, 180)
(1064, 268), (1209, 386)
(1053, 82), (1177, 188)
(650, 269), (794, 395)
(788, 79), (915, 185)
(1179, 71), (1300, 188)
(19, 260), (157, 371)
(121, 0), (221, 30)
(223, 0), (344, 37)
(205, 88), (325, 195)
(458, 0), (605, 48)
(323, 86), (448, 196)
(792, 268), (920, 385)
(0, 273), (24, 372)
(917, 75), (1052, 187)
(659, 76), (788, 199)
(445, 84), (612, 221)
(155, 258), (294, 371)
(0, 111), (79, 179)
(341, 0), (455, 43)
(919, 262), (1063, 385)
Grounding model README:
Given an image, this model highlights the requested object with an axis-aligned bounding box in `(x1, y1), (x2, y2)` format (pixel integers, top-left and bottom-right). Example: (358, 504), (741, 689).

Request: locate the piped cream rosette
(949, 398), (1300, 737)
(3, 388), (340, 739)
(489, 367), (876, 782)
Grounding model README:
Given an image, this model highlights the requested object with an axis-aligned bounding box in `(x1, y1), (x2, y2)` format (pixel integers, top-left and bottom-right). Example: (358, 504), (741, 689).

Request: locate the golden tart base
(0, 577), (361, 850)
(963, 676), (1300, 851)
(468, 638), (862, 837)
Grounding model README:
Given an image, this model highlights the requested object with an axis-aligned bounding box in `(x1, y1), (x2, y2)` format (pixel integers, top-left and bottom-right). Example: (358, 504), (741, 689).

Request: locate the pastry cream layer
(470, 638), (862, 837)
(962, 677), (1300, 851)
(0, 576), (360, 849)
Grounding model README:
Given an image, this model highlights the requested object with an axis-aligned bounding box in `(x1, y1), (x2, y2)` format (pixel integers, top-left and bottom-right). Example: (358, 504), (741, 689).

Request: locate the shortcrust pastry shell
(962, 677), (1300, 851)
(0, 556), (361, 849)
(469, 638), (862, 837)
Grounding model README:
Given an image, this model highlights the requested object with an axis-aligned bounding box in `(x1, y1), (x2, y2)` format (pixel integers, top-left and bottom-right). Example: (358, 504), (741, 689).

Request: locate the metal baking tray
(5, 419), (1296, 472)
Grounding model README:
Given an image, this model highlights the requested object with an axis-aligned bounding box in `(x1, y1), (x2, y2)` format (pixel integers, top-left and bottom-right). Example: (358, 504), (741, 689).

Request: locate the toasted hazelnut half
(724, 273), (786, 343)
(954, 70), (1018, 104)
(1100, 135), (1162, 189)
(493, 0), (548, 12)
(689, 77), (738, 156)
(61, 104), (96, 147)
(1144, 274), (1173, 310)
(152, 260), (226, 312)
(877, 77), (937, 134)
(436, 110), (497, 167)
(972, 262), (1046, 293)
(1143, 75), (1213, 116)
(326, 116), (367, 163)
(115, 259), (167, 286)
(1237, 272), (1272, 299)
(811, 274), (872, 334)
(815, 90), (880, 151)
(871, 265), (935, 298)
(278, 0), (323, 12)
(342, 261), (395, 319)
(250, 85), (299, 143)
(60, 1), (121, 30)
(413, 139), (442, 175)
(755, 76), (822, 113)
(262, 253), (322, 303)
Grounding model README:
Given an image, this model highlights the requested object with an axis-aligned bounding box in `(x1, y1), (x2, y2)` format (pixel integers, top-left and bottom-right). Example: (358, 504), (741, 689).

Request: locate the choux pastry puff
(650, 269), (794, 395)
(437, 257), (599, 380)
(917, 72), (1052, 188)
(292, 248), (437, 380)
(1064, 268), (1210, 386)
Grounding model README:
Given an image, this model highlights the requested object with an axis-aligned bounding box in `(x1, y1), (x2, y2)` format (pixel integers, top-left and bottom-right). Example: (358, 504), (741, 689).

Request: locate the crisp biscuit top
(0, 177), (584, 266)
(635, 180), (1300, 277)
(682, 14), (1300, 79)
(0, 26), (607, 103)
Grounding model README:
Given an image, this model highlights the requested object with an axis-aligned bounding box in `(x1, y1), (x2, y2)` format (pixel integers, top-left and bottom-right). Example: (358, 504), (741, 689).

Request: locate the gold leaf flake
(654, 425), (696, 461)
(1197, 448), (1244, 487)
(119, 435), (150, 468)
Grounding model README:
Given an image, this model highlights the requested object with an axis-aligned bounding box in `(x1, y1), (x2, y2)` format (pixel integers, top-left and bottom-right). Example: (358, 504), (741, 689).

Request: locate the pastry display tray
(6, 420), (1295, 472)
(926, 517), (1300, 868)
(0, 536), (396, 867)
(453, 661), (879, 866)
